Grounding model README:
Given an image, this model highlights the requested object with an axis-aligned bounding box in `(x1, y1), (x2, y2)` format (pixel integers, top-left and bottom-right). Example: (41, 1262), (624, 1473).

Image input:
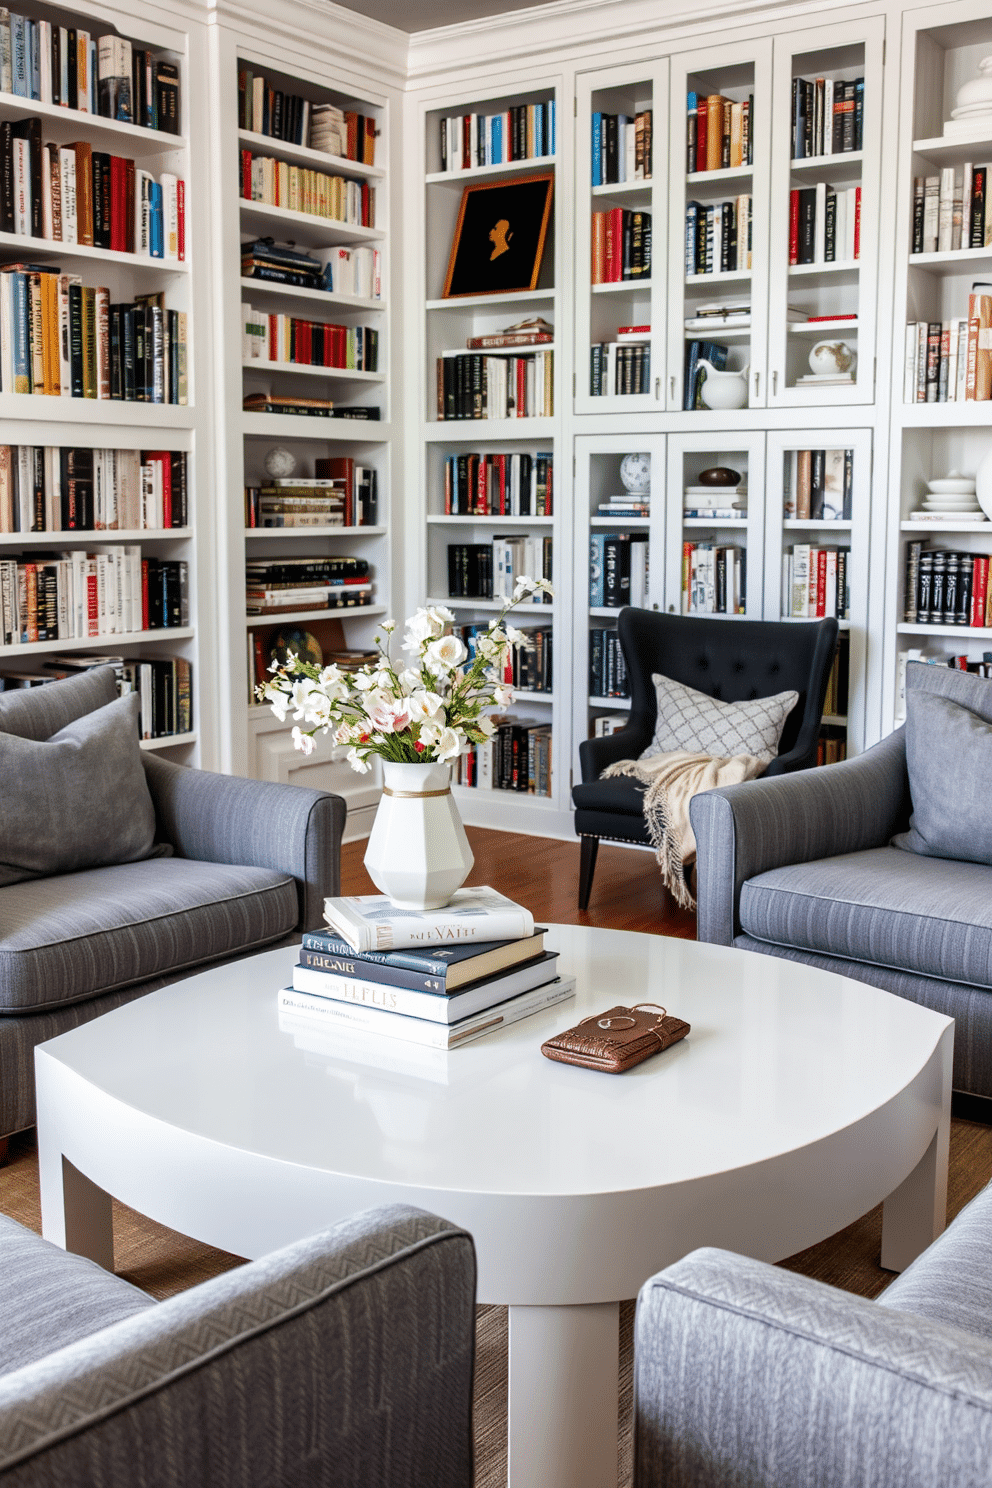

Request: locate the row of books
(240, 239), (382, 301)
(589, 341), (650, 397)
(816, 732), (847, 765)
(0, 447), (187, 533)
(897, 651), (992, 717)
(905, 298), (992, 403)
(784, 448), (854, 521)
(446, 537), (553, 602)
(590, 109), (653, 185)
(686, 93), (753, 174)
(683, 340), (727, 410)
(241, 306), (379, 372)
(911, 168), (992, 255)
(599, 491), (650, 517)
(452, 722), (553, 796)
(455, 620), (553, 695)
(242, 394), (379, 420)
(239, 153), (375, 229)
(245, 470), (378, 529)
(0, 273), (187, 402)
(682, 542), (747, 616)
(0, 18), (179, 131)
(245, 555), (372, 616)
(783, 545), (851, 620)
(281, 891), (570, 1050)
(590, 207), (651, 283)
(588, 626), (629, 698)
(589, 532), (648, 608)
(822, 639), (850, 717)
(437, 103), (555, 171)
(592, 713), (626, 737)
(791, 75), (863, 159)
(0, 653), (193, 739)
(788, 184), (862, 265)
(442, 451), (553, 517)
(0, 123), (184, 257)
(436, 352), (554, 421)
(904, 544), (992, 628)
(237, 71), (377, 165)
(685, 196), (752, 275)
(0, 550), (187, 645)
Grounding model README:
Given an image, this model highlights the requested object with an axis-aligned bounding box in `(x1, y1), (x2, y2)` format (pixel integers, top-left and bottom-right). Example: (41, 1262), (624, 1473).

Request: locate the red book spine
(816, 549), (827, 617)
(161, 455), (172, 528)
(176, 179), (185, 261)
(854, 185), (861, 260)
(695, 99), (707, 172)
(498, 454), (506, 514)
(516, 357), (526, 418)
(973, 556), (989, 627)
(608, 206), (623, 282)
(361, 181), (370, 226)
(462, 116), (471, 169)
(789, 190), (800, 265)
(87, 570), (98, 635)
(109, 156), (127, 252)
(546, 461), (553, 516)
(268, 315), (277, 361)
(476, 456), (487, 515)
(141, 560), (149, 630)
(240, 149), (251, 199)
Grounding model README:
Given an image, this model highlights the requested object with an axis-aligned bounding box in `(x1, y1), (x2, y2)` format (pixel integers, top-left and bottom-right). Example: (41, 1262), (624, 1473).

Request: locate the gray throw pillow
(0, 693), (158, 887)
(893, 688), (992, 863)
(641, 674), (799, 762)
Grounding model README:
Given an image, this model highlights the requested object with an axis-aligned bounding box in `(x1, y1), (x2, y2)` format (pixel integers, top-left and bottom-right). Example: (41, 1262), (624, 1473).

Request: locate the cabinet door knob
(772, 370), (779, 394)
(670, 375), (676, 399)
(753, 371), (760, 397)
(655, 377), (661, 400)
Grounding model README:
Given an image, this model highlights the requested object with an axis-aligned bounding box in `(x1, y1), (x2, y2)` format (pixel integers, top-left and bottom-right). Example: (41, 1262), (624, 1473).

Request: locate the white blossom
(505, 625), (526, 648)
(346, 746), (372, 774)
(424, 634), (468, 674)
(291, 726), (316, 756)
(407, 689), (445, 723)
(493, 684), (515, 707)
(435, 726), (464, 762)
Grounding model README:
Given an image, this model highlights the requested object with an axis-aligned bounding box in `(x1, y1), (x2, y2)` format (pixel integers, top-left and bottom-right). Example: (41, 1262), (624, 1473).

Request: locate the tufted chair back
(619, 608), (838, 772)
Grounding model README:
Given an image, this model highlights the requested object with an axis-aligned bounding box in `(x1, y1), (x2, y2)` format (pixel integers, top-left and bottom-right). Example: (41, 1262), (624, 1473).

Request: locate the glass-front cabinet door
(575, 62), (669, 414)
(767, 16), (885, 406)
(666, 41), (773, 414)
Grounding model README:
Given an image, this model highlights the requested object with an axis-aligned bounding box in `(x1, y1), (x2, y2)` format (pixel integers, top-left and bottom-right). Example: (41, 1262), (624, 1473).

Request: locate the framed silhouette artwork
(441, 174), (554, 298)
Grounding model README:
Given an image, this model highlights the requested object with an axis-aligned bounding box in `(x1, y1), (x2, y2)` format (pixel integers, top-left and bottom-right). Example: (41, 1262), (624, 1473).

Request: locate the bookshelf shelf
(898, 622), (992, 638)
(426, 289), (554, 312)
(140, 732), (198, 750)
(6, 529), (191, 545)
(589, 695), (632, 709)
(0, 231), (190, 273)
(237, 129), (384, 179)
(822, 713), (848, 726)
(0, 397), (195, 427)
(782, 616), (852, 628)
(592, 279), (651, 294)
(686, 165), (752, 186)
(241, 361), (386, 383)
(908, 248), (992, 274)
(241, 412), (390, 441)
(438, 344), (557, 358)
(426, 155), (554, 186)
(239, 201), (384, 248)
(787, 262), (860, 283)
(912, 132), (992, 165)
(682, 324), (751, 340)
(0, 92), (187, 156)
(682, 516), (748, 528)
(245, 605), (387, 628)
(789, 318), (860, 335)
(245, 525), (386, 538)
(589, 605), (629, 618)
(784, 518), (853, 530)
(591, 180), (652, 199)
(590, 515), (650, 527)
(900, 521), (991, 532)
(239, 278), (384, 313)
(900, 404), (992, 427)
(0, 627), (194, 658)
(509, 689), (553, 703)
(789, 151), (863, 180)
(685, 269), (751, 286)
(423, 418), (555, 441)
(427, 514), (553, 526)
(427, 597), (554, 614)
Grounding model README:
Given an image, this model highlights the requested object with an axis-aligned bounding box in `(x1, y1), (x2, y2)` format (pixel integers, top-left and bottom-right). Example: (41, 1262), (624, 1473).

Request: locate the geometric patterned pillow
(640, 674), (799, 763)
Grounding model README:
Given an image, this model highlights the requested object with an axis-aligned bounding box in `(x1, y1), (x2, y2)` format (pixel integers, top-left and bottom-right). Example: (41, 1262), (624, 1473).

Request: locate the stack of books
(912, 167), (990, 255)
(278, 888), (574, 1049)
(905, 292), (992, 403)
(245, 554), (372, 615)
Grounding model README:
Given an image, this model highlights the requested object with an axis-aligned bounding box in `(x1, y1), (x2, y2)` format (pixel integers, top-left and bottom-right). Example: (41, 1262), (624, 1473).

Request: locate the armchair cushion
(0, 694), (158, 889)
(0, 666), (117, 742)
(0, 857), (298, 1013)
(740, 844), (992, 991)
(571, 773), (647, 817)
(643, 673), (798, 762)
(0, 1214), (152, 1378)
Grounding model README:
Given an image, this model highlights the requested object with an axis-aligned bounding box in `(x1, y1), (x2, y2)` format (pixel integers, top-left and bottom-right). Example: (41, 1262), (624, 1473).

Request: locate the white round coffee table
(35, 927), (952, 1488)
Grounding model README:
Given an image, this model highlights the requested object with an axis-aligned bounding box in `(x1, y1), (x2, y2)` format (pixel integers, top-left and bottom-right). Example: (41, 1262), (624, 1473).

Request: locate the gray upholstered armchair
(0, 1204), (476, 1487)
(634, 1179), (992, 1487)
(0, 667), (346, 1140)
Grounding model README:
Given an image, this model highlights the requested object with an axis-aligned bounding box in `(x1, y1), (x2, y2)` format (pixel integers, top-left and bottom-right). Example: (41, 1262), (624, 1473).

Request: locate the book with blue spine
(591, 112), (602, 185)
(589, 532), (607, 606)
(10, 12), (26, 96)
(685, 202), (701, 275)
(28, 16), (39, 100)
(300, 926), (549, 992)
(491, 114), (502, 165)
(549, 98), (555, 155)
(149, 182), (164, 258)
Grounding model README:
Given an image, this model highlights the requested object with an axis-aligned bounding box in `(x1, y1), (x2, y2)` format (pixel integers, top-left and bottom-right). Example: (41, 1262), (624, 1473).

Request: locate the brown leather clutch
(541, 1003), (690, 1074)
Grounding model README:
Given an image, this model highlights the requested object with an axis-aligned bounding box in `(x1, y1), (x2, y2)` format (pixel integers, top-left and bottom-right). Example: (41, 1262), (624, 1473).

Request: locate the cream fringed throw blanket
(601, 750), (767, 909)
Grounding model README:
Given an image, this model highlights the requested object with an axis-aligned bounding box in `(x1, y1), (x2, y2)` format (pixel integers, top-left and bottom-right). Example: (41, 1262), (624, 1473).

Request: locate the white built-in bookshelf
(0, 0), (207, 758)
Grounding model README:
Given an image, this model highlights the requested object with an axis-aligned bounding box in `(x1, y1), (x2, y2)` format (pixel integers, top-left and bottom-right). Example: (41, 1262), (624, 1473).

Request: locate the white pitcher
(698, 361), (750, 411)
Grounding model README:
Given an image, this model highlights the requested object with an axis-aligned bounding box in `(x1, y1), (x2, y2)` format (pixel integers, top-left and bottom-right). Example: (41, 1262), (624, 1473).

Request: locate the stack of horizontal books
(278, 887), (573, 1050)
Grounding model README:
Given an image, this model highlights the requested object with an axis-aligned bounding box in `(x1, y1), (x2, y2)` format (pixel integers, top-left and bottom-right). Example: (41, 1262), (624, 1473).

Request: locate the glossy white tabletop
(40, 926), (950, 1200)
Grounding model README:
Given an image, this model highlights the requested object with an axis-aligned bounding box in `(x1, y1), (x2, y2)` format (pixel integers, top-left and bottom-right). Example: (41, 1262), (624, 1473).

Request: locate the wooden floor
(1, 827), (989, 1488)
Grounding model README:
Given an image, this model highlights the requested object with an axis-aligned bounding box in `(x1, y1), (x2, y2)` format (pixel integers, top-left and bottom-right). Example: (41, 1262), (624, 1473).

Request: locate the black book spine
(825, 191), (837, 261)
(842, 81), (856, 152)
(957, 553), (973, 626)
(917, 551), (933, 623)
(60, 446), (71, 528)
(33, 446), (44, 531)
(972, 167), (986, 251)
(606, 114), (618, 184)
(622, 209), (633, 279)
(943, 552), (959, 625)
(0, 121), (12, 234)
(843, 449), (854, 520)
(471, 354), (483, 419)
(912, 179), (925, 254)
(798, 188), (816, 264)
(854, 77), (864, 151)
(123, 309), (136, 401)
(68, 283), (83, 396)
(67, 28), (77, 111)
(810, 449), (825, 520)
(686, 102), (696, 175)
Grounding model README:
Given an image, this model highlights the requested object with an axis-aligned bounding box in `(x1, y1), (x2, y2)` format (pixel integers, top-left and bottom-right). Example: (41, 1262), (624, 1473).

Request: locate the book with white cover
(292, 949), (559, 1023)
(278, 975), (575, 1048)
(323, 886), (535, 953)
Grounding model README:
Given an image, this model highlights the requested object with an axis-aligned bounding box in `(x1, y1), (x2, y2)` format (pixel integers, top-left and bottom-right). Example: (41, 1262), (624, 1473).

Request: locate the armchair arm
(690, 726), (909, 945)
(0, 1205), (476, 1488)
(142, 754), (346, 932)
(635, 1248), (992, 1488)
(578, 712), (654, 779)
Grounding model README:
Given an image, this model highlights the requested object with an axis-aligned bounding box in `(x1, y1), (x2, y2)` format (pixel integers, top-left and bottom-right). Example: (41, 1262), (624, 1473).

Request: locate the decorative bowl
(927, 477), (976, 495)
(698, 466), (741, 487)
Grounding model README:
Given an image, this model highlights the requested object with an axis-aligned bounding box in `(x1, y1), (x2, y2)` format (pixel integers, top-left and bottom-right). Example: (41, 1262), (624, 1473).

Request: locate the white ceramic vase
(976, 447), (992, 522)
(363, 759), (475, 910)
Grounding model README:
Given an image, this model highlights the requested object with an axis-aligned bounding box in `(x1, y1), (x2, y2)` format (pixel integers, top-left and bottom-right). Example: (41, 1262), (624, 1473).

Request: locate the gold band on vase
(381, 785), (452, 799)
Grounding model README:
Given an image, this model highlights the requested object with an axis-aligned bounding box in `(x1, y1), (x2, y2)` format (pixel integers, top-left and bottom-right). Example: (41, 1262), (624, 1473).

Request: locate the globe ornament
(264, 446), (297, 480)
(620, 452), (651, 495)
(267, 628), (323, 672)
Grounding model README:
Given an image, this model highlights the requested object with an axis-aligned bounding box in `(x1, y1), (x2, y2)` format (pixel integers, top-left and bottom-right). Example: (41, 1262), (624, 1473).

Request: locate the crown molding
(405, 0), (879, 80)
(207, 0), (409, 86)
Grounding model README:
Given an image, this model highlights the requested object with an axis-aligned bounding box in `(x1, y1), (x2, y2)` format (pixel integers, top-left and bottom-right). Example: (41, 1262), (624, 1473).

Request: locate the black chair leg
(578, 835), (599, 911)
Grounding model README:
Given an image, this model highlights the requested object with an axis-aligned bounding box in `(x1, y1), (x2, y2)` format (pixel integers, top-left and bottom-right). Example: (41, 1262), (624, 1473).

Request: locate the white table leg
(880, 1032), (952, 1272)
(40, 1151), (114, 1271)
(507, 1302), (619, 1488)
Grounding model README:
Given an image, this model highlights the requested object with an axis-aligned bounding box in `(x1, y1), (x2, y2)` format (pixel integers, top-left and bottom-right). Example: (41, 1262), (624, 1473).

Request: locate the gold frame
(441, 173), (555, 299)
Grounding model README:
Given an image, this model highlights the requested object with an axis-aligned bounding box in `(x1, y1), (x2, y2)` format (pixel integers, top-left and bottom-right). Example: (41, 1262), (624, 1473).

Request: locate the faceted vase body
(363, 760), (475, 910)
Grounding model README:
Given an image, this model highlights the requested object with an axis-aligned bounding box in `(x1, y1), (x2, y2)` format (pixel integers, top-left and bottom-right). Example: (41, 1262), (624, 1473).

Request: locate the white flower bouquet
(258, 576), (554, 772)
